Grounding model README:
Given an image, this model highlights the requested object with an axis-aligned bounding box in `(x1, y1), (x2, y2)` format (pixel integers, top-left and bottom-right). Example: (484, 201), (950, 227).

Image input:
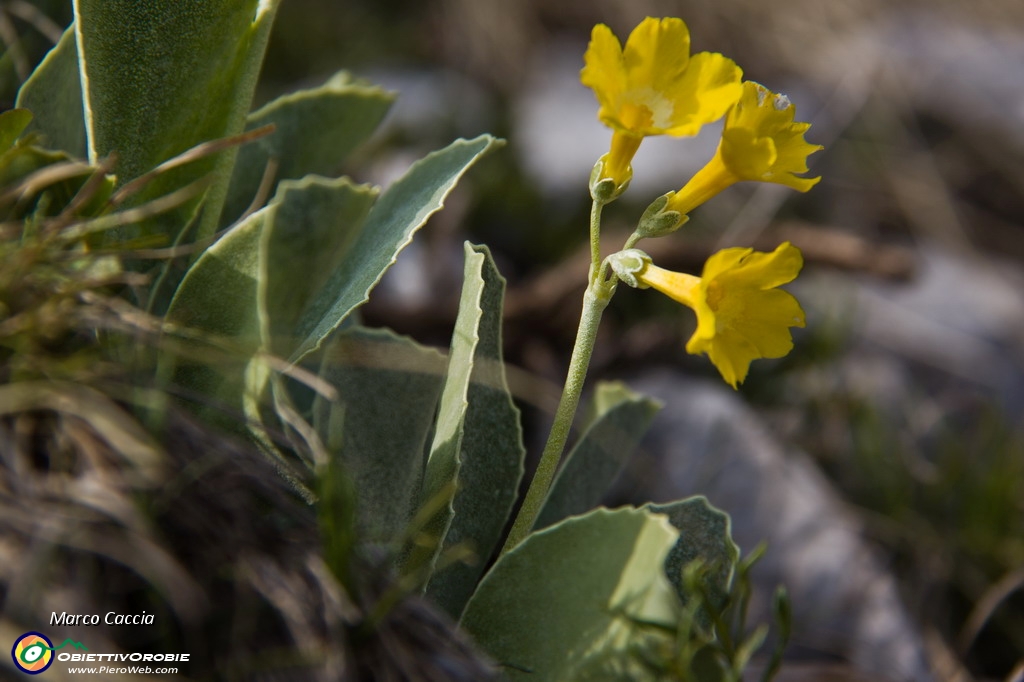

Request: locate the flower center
(622, 88), (674, 130)
(619, 101), (654, 131)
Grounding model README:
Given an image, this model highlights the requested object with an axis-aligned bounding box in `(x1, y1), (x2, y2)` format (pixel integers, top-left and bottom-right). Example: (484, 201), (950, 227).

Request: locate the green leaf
(0, 145), (66, 193)
(166, 171), (378, 416)
(248, 175), (377, 466)
(401, 243), (486, 576)
(221, 71), (393, 225)
(0, 109), (33, 152)
(292, 134), (501, 363)
(316, 441), (359, 592)
(534, 381), (661, 530)
(163, 212), (264, 408)
(72, 0), (280, 244)
(461, 507), (680, 681)
(648, 496), (739, 618)
(424, 243), (526, 619)
(14, 27), (87, 158)
(313, 327), (446, 543)
(258, 175), (378, 358)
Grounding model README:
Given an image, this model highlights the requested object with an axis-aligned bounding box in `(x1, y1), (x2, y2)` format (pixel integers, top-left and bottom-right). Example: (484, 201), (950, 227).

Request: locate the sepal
(607, 248), (652, 289)
(635, 192), (686, 238)
(589, 155), (630, 204)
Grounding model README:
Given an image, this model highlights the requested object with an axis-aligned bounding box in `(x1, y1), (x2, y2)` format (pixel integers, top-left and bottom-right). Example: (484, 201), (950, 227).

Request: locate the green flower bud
(589, 156), (629, 204)
(635, 192), (685, 238)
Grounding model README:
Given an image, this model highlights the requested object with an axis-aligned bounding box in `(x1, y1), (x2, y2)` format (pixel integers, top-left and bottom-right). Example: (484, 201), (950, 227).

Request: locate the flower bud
(635, 192), (686, 238)
(589, 156), (630, 204)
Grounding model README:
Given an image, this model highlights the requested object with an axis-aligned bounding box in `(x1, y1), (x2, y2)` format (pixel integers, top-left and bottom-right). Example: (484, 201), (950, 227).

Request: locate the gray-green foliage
(314, 327), (445, 544)
(15, 27), (85, 157)
(535, 381), (661, 530)
(650, 498), (739, 620)
(162, 136), (497, 434)
(222, 71), (393, 225)
(163, 211), (264, 407)
(8, 5), (780, 680)
(258, 176), (378, 359)
(291, 135), (499, 363)
(77, 0), (280, 243)
(461, 507), (681, 682)
(19, 2), (281, 245)
(419, 243), (526, 620)
(0, 109), (33, 152)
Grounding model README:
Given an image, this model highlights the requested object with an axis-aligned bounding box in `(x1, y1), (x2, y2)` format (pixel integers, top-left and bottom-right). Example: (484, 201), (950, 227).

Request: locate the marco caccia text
(51, 612), (155, 626)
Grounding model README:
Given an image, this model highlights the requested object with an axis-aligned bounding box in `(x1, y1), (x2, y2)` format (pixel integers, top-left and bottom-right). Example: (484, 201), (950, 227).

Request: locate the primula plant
(2, 6), (819, 681)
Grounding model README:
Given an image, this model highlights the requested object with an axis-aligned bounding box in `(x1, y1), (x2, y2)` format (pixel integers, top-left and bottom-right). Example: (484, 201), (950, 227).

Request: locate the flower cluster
(582, 17), (820, 386)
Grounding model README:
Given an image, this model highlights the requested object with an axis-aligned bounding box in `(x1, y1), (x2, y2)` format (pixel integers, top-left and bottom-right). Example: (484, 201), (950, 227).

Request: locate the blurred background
(3, 0), (1022, 680)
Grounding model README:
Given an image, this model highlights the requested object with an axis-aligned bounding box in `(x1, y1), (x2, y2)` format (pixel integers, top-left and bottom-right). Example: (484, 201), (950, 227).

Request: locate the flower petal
(689, 329), (756, 389)
(717, 81), (822, 189)
(720, 127), (776, 179)
(581, 24), (627, 128)
(727, 289), (805, 357)
(622, 17), (692, 96)
(722, 241), (804, 290)
(662, 51), (743, 137)
(582, 18), (742, 140)
(700, 246), (752, 281)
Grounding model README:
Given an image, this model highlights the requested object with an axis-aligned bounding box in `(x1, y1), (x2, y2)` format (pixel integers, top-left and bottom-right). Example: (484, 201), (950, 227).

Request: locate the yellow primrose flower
(637, 242), (806, 388)
(581, 17), (743, 189)
(666, 81), (823, 216)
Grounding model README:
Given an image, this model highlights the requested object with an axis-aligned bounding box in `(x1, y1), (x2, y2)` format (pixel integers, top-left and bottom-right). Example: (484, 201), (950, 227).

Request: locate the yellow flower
(637, 242), (805, 388)
(581, 17), (743, 188)
(666, 81), (823, 216)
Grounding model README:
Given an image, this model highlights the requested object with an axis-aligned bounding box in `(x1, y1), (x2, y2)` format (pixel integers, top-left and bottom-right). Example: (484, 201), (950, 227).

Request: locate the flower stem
(501, 283), (610, 554)
(622, 231), (642, 251)
(589, 199), (604, 286)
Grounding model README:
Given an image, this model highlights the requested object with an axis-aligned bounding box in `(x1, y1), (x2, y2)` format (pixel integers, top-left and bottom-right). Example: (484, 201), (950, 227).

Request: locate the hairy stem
(501, 283), (610, 553)
(588, 199), (604, 286)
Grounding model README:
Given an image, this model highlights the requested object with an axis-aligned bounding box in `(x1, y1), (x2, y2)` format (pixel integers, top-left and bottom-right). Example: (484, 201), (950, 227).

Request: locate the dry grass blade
(275, 394), (330, 469)
(50, 154), (119, 225)
(61, 176), (212, 240)
(957, 565), (1024, 658)
(98, 224), (232, 260)
(260, 352), (338, 402)
(239, 156), (279, 223)
(77, 289), (339, 403)
(0, 159), (95, 209)
(3, 0), (64, 44)
(111, 156), (277, 260)
(0, 382), (163, 482)
(24, 513), (208, 623)
(0, 7), (29, 81)
(110, 124), (276, 206)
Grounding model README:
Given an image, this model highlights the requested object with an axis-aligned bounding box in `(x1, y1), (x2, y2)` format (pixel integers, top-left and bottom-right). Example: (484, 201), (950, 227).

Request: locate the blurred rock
(796, 245), (1024, 416)
(614, 370), (936, 682)
(810, 11), (1024, 143)
(363, 67), (494, 146)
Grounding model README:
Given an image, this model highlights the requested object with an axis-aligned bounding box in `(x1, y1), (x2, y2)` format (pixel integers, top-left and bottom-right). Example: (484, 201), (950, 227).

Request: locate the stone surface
(613, 369), (936, 682)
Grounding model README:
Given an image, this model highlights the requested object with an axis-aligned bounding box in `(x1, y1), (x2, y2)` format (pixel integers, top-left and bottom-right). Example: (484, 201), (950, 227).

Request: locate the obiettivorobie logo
(11, 631), (190, 675)
(11, 632), (87, 675)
